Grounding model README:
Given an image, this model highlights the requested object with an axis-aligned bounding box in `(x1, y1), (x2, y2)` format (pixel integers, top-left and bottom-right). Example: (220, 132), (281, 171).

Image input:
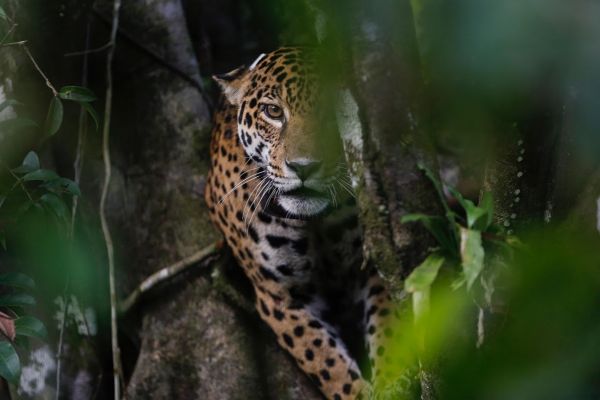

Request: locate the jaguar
(205, 47), (395, 400)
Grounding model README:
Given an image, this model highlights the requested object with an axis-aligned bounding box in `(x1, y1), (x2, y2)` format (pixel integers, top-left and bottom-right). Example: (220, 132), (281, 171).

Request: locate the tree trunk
(88, 0), (321, 398)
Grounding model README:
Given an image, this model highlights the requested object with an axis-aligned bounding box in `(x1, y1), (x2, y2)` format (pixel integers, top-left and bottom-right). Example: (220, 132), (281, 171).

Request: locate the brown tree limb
(119, 240), (223, 314)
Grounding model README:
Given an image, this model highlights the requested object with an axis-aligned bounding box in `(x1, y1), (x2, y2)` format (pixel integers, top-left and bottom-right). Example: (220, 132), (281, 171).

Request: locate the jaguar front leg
(256, 291), (369, 400)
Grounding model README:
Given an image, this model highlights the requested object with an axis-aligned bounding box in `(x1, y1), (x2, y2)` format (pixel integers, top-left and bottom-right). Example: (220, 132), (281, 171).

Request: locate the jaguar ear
(213, 65), (248, 105)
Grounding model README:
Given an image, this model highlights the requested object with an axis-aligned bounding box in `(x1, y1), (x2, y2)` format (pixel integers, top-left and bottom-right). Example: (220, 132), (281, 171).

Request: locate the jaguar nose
(286, 158), (323, 181)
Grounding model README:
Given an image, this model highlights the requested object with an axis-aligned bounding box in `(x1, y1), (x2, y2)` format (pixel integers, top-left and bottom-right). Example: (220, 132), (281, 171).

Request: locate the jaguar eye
(263, 104), (284, 120)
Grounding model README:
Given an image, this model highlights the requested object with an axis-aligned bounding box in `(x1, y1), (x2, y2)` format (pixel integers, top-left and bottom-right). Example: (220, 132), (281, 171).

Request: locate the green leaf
(0, 341), (20, 384)
(43, 177), (81, 196)
(0, 195), (5, 209)
(412, 289), (430, 321)
(405, 252), (445, 293)
(59, 178), (81, 196)
(0, 6), (7, 21)
(0, 232), (5, 251)
(44, 97), (63, 136)
(418, 163), (451, 215)
(0, 117), (38, 133)
(459, 227), (485, 289)
(15, 316), (47, 340)
(22, 169), (59, 182)
(448, 187), (493, 231)
(0, 273), (35, 290)
(40, 193), (68, 220)
(0, 99), (22, 113)
(0, 293), (36, 307)
(22, 151), (40, 171)
(402, 213), (457, 255)
(11, 166), (34, 174)
(58, 86), (97, 102)
(81, 102), (100, 130)
(401, 213), (432, 223)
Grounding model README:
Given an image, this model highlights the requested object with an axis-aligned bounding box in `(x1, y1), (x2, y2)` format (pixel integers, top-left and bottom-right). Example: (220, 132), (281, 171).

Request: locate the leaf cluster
(0, 272), (47, 383)
(402, 164), (515, 318)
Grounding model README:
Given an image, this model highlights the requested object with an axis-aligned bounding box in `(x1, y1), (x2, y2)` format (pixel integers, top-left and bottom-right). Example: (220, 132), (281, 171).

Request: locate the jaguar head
(214, 47), (352, 219)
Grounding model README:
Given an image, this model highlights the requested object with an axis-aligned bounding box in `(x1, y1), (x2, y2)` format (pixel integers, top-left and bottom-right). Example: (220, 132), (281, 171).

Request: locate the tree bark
(86, 1), (321, 398)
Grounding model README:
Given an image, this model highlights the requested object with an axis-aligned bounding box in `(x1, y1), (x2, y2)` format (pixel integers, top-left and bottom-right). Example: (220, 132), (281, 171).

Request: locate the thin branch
(22, 45), (58, 97)
(99, 0), (123, 399)
(119, 240), (223, 314)
(0, 161), (34, 203)
(1, 39), (58, 96)
(0, 23), (18, 46)
(0, 39), (26, 47)
(91, 8), (213, 111)
(0, 33), (58, 98)
(64, 41), (112, 58)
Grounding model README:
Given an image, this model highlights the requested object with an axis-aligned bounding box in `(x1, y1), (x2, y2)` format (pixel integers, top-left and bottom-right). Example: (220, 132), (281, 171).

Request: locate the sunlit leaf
(405, 252), (445, 293)
(22, 169), (59, 182)
(0, 273), (35, 290)
(58, 86), (97, 102)
(40, 193), (68, 220)
(0, 293), (35, 307)
(44, 97), (63, 136)
(0, 341), (20, 383)
(0, 312), (15, 341)
(412, 289), (430, 322)
(15, 316), (47, 340)
(460, 227), (485, 289)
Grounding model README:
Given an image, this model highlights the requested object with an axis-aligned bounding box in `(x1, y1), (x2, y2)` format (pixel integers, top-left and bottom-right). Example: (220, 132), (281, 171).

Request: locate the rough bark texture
(339, 1), (441, 296)
(89, 0), (321, 398)
(330, 1), (442, 398)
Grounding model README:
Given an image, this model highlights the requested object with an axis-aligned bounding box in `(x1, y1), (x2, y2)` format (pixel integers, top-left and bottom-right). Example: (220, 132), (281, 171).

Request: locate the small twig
(0, 23), (17, 46)
(99, 0), (123, 398)
(22, 44), (58, 97)
(64, 41), (113, 57)
(119, 240), (223, 314)
(0, 161), (34, 203)
(0, 32), (58, 98)
(0, 39), (26, 47)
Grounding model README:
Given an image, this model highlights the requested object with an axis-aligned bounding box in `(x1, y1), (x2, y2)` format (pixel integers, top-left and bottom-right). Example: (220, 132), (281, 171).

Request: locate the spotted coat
(205, 47), (396, 400)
